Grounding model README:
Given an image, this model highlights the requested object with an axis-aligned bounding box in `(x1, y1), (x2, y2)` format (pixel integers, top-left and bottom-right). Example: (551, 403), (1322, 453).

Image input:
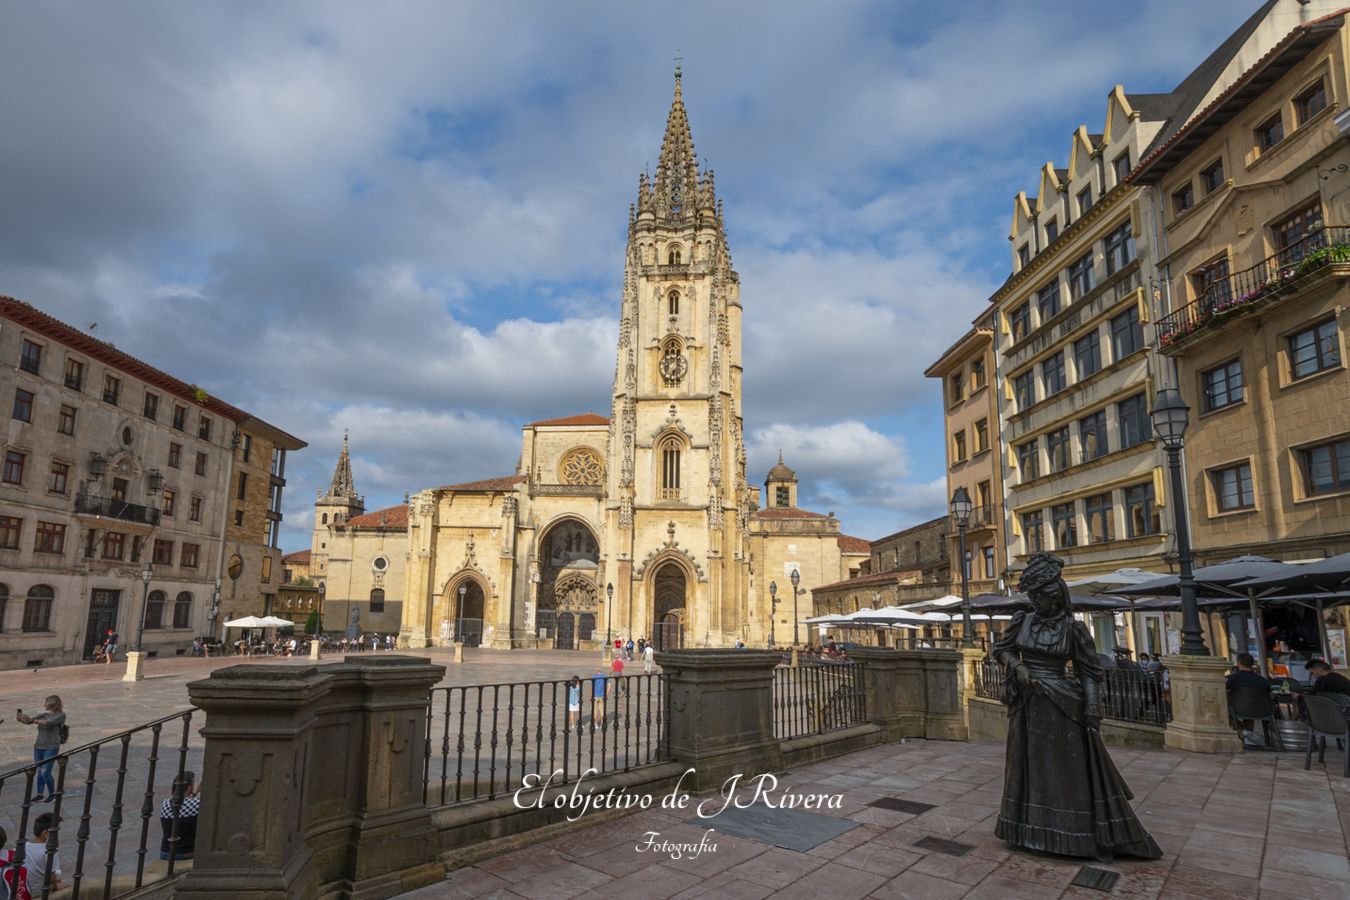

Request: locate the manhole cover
(1072, 866), (1119, 892)
(913, 836), (973, 857)
(866, 798), (936, 814)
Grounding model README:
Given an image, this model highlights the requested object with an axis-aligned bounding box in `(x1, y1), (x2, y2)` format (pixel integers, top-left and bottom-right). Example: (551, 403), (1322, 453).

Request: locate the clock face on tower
(660, 349), (688, 385)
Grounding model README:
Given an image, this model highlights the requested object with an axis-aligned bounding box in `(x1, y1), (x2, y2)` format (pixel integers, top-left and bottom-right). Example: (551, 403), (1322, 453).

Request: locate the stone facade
(0, 296), (304, 668)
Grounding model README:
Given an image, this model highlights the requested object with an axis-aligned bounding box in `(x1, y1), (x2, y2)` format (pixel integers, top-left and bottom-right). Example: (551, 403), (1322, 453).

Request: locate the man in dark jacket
(1305, 659), (1350, 698)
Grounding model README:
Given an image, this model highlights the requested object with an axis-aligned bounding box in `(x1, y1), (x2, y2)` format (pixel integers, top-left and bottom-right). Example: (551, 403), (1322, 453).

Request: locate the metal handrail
(772, 662), (867, 740)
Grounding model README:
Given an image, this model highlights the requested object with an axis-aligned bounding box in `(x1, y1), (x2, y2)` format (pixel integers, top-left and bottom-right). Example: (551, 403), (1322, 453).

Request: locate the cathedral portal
(537, 519), (601, 649)
(652, 562), (686, 651)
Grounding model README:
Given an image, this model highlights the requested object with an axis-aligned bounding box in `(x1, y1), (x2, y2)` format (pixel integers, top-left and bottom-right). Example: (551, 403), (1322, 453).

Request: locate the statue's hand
(1013, 664), (1038, 691)
(1085, 702), (1103, 731)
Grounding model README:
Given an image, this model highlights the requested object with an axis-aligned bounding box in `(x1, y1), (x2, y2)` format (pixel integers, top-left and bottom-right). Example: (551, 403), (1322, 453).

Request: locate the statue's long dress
(993, 612), (1162, 859)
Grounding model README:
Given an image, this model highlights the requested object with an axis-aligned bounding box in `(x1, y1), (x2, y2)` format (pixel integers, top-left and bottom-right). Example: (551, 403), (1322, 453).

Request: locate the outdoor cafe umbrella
(223, 615), (267, 628)
(1233, 551), (1350, 667)
(965, 592), (1130, 613)
(1067, 568), (1167, 655)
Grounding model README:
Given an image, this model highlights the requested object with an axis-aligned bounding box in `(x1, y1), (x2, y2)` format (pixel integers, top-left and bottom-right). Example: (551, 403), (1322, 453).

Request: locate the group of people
(610, 637), (657, 672)
(1226, 651), (1350, 746)
(91, 629), (120, 664)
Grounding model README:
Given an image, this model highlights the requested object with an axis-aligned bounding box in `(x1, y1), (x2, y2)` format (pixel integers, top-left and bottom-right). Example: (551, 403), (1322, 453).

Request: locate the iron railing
(422, 674), (668, 807)
(0, 709), (199, 900)
(74, 494), (162, 526)
(973, 658), (1168, 726)
(1158, 225), (1350, 347)
(772, 662), (866, 740)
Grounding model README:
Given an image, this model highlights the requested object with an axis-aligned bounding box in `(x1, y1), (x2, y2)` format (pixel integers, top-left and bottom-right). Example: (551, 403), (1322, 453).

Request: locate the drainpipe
(210, 428), (241, 643)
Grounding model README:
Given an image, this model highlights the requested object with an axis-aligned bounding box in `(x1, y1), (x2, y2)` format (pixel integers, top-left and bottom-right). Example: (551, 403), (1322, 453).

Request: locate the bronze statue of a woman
(993, 552), (1161, 860)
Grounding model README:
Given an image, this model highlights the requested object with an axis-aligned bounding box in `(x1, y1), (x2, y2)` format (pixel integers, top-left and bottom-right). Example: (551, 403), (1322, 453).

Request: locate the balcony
(1158, 226), (1350, 352)
(75, 494), (162, 526)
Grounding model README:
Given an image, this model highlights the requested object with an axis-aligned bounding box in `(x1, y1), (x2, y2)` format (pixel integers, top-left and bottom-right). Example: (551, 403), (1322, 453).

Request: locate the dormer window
(1017, 244), (1030, 268)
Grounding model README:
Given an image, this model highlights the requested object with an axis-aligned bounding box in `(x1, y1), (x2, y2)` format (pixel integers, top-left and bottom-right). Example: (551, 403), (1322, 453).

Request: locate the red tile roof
(527, 413), (610, 427)
(343, 504), (409, 530)
(282, 550), (311, 564)
(435, 474), (525, 492)
(837, 535), (871, 554)
(753, 507), (830, 520)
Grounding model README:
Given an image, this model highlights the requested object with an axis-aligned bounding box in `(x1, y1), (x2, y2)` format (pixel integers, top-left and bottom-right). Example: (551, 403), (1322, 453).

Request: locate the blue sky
(0, 0), (1268, 550)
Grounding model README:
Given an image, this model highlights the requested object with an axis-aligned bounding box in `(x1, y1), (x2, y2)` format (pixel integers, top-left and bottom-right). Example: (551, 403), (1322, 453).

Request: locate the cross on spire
(674, 49), (682, 81)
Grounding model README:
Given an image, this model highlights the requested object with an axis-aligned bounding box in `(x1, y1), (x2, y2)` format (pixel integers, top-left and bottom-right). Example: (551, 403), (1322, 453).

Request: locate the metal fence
(422, 673), (668, 807)
(972, 658), (1168, 726)
(772, 662), (867, 740)
(0, 709), (200, 900)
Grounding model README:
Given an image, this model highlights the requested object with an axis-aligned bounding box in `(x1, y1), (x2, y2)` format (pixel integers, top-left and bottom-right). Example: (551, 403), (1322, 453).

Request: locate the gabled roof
(753, 506), (830, 520)
(527, 413), (609, 428)
(837, 535), (871, 554)
(282, 550), (311, 564)
(435, 474), (526, 492)
(343, 504), (409, 530)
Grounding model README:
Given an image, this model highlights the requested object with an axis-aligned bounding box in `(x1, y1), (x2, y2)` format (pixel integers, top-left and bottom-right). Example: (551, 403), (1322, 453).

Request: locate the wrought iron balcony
(1158, 225), (1350, 351)
(75, 494), (161, 526)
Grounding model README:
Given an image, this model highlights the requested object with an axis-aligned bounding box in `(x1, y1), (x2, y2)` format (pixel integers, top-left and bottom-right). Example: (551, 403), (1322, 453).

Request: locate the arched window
(23, 584), (55, 632)
(0, 583), (8, 631)
(668, 245), (682, 265)
(660, 437), (682, 499)
(370, 588), (385, 612)
(145, 590), (166, 629)
(668, 290), (680, 315)
(173, 592), (193, 628)
(322, 512), (328, 524)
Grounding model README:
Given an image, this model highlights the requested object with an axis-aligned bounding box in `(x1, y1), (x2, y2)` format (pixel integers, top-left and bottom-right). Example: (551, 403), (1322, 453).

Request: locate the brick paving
(401, 740), (1350, 900)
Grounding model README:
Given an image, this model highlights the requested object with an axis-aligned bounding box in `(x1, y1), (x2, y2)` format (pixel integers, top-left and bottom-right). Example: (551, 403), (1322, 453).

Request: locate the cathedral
(303, 72), (868, 650)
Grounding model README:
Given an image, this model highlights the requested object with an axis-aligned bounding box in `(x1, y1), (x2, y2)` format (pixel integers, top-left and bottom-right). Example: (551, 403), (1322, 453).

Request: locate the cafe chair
(1229, 684), (1284, 750)
(1303, 695), (1350, 777)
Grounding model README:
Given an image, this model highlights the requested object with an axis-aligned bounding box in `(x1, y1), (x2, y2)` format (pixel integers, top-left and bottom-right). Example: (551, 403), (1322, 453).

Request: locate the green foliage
(305, 611), (320, 633)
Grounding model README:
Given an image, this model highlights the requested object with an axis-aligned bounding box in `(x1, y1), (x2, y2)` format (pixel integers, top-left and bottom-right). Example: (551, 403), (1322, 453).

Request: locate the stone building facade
(0, 297), (304, 668)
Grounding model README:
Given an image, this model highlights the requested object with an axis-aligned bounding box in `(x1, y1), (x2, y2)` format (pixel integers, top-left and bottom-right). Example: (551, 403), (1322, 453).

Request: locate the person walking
(16, 696), (66, 803)
(625, 638), (634, 661)
(103, 629), (119, 665)
(643, 642), (655, 675)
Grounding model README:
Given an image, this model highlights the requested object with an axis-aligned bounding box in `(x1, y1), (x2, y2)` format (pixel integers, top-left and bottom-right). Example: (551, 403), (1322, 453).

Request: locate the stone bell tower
(605, 66), (749, 648)
(311, 433), (364, 582)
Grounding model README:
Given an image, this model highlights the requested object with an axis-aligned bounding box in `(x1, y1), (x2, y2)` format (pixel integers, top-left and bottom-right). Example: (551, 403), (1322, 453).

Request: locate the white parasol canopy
(224, 615), (267, 628)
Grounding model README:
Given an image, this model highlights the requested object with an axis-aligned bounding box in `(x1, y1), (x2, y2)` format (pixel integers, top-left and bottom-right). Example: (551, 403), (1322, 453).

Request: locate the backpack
(1, 848), (32, 900)
(58, 724), (69, 745)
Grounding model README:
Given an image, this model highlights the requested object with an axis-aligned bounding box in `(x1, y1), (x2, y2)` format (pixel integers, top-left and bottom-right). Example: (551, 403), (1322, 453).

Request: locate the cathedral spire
(650, 65), (702, 219)
(327, 432), (357, 499)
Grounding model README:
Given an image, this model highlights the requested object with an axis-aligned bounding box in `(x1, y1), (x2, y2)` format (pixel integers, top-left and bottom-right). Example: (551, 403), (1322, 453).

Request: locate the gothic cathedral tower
(311, 433), (365, 584)
(605, 68), (749, 648)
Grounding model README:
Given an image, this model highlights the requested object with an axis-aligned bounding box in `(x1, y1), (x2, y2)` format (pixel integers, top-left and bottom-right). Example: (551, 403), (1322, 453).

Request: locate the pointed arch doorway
(455, 581), (485, 646)
(536, 519), (601, 649)
(652, 562), (686, 651)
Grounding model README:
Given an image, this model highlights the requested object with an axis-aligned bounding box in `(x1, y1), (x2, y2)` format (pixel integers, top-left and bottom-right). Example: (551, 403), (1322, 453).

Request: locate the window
(168, 442), (182, 468)
(195, 451), (208, 476)
(1256, 113), (1284, 152)
(949, 374), (964, 404)
(189, 495), (203, 522)
(57, 404), (76, 436)
(102, 531), (125, 560)
(775, 485), (790, 507)
(145, 590), (165, 630)
(261, 555), (272, 583)
(162, 489), (176, 517)
(12, 389), (33, 423)
(668, 246), (682, 265)
(1295, 80), (1327, 125)
(173, 592), (192, 628)
(0, 515), (20, 549)
(370, 588), (386, 612)
(1037, 282), (1060, 322)
(1046, 427), (1071, 472)
(48, 461), (69, 495)
(237, 472), (248, 501)
(1104, 222), (1135, 275)
(23, 585), (54, 632)
(143, 392), (159, 421)
(1074, 331), (1102, 379)
(953, 431), (967, 462)
(103, 374), (121, 405)
(172, 404), (187, 431)
(1071, 411), (1106, 463)
(1288, 318), (1341, 379)
(1301, 438), (1350, 495)
(64, 357), (84, 391)
(111, 477), (128, 501)
(1014, 370), (1036, 410)
(1022, 511), (1045, 551)
(1113, 151), (1131, 184)
(1173, 183), (1195, 215)
(19, 339), (42, 374)
(667, 290), (680, 316)
(1052, 502), (1077, 548)
(1117, 393), (1150, 449)
(153, 538), (174, 565)
(1084, 492), (1114, 544)
(970, 359), (986, 390)
(1067, 252), (1095, 300)
(1273, 200), (1324, 257)
(34, 521), (65, 554)
(234, 510), (245, 527)
(1009, 302), (1031, 342)
(198, 416), (212, 441)
(1077, 187), (1093, 216)
(974, 419), (990, 453)
(1044, 221), (1061, 248)
(1017, 244), (1030, 268)
(1192, 256), (1231, 307)
(1201, 360), (1244, 411)
(1212, 463), (1255, 511)
(983, 546), (996, 579)
(242, 434), (253, 463)
(1042, 351), (1067, 396)
(1017, 440), (1040, 480)
(1110, 306), (1144, 360)
(976, 480), (992, 513)
(181, 543), (199, 568)
(130, 535), (143, 564)
(2, 450), (26, 485)
(1201, 159), (1225, 195)
(1125, 483), (1160, 537)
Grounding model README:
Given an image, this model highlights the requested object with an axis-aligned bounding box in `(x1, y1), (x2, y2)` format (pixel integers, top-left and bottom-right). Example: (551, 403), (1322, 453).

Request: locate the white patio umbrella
(224, 615), (267, 628)
(257, 616), (295, 628)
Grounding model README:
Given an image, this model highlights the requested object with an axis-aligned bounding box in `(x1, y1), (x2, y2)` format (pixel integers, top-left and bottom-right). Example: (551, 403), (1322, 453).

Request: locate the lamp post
(134, 561), (153, 652)
(1150, 388), (1208, 656)
(605, 582), (614, 662)
(789, 568), (801, 647)
(456, 583), (467, 644)
(768, 581), (778, 650)
(316, 582), (326, 637)
(950, 486), (974, 648)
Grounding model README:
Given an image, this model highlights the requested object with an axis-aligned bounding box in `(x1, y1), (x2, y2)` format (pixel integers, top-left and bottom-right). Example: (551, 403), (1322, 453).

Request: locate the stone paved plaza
(401, 739), (1350, 900)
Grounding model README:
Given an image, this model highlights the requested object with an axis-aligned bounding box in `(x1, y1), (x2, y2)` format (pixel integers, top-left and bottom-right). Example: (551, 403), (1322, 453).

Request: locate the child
(567, 676), (582, 731)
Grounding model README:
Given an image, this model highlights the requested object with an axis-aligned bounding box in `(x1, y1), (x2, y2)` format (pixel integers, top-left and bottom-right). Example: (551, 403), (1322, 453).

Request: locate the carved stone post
(1164, 655), (1242, 753)
(656, 649), (782, 791)
(917, 649), (968, 740)
(849, 648), (923, 740)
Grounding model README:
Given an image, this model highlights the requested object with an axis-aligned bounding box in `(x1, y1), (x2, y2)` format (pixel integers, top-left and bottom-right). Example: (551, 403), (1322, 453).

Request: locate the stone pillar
(122, 650), (147, 682)
(958, 647), (985, 731)
(309, 639), (321, 661)
(1164, 655), (1241, 753)
(178, 665), (332, 900)
(918, 649), (967, 740)
(849, 648), (923, 740)
(656, 649), (782, 791)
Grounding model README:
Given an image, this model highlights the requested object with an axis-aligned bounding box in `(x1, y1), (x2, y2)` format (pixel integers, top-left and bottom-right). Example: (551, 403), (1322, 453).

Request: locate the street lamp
(134, 561), (153, 652)
(457, 583), (467, 644)
(1151, 388), (1208, 656)
(316, 582), (326, 637)
(949, 486), (974, 648)
(605, 582), (614, 661)
(789, 568), (801, 647)
(768, 581), (778, 649)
